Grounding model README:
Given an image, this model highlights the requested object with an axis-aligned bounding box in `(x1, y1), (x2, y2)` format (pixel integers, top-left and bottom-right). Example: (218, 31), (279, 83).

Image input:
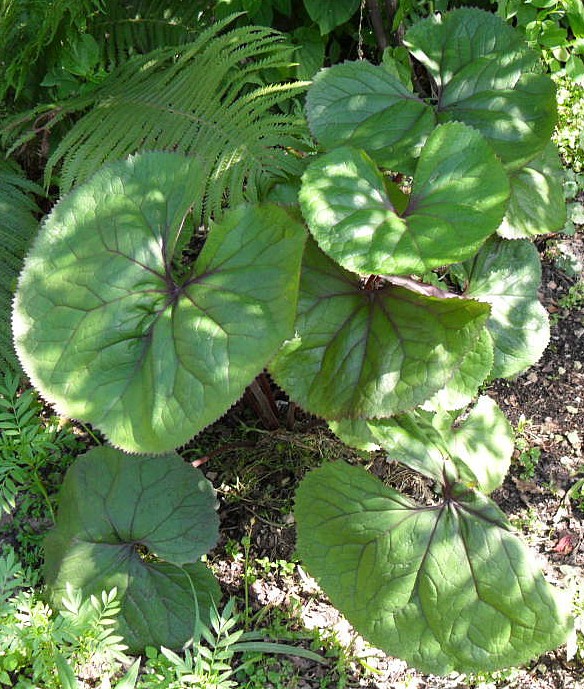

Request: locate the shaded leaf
(296, 461), (570, 674)
(45, 446), (221, 652)
(270, 240), (490, 419)
(300, 124), (509, 275)
(405, 9), (557, 170)
(303, 0), (360, 35)
(14, 152), (305, 453)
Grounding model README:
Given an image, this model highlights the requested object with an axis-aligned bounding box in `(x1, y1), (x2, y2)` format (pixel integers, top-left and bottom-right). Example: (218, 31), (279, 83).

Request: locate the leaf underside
(14, 152), (306, 453)
(270, 240), (490, 419)
(295, 461), (569, 675)
(45, 446), (221, 652)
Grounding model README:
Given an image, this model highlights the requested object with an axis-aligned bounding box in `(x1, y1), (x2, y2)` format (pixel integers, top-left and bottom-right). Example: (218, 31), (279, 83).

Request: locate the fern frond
(89, 0), (207, 69)
(0, 160), (41, 372)
(44, 18), (311, 220)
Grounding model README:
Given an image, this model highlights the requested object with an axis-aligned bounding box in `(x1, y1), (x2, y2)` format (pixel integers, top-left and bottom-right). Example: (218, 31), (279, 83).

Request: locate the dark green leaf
(303, 0), (361, 35)
(45, 447), (221, 652)
(14, 153), (305, 453)
(296, 461), (570, 674)
(270, 241), (490, 419)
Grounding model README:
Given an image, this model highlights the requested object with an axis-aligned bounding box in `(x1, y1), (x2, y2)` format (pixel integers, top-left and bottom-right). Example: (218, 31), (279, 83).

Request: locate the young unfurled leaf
(455, 237), (550, 378)
(13, 152), (305, 453)
(300, 123), (509, 276)
(296, 461), (570, 675)
(45, 446), (221, 651)
(306, 60), (434, 174)
(271, 240), (490, 420)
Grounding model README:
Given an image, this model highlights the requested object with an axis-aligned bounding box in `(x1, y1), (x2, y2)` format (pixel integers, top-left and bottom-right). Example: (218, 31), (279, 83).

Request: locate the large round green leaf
(270, 240), (490, 419)
(305, 60), (434, 174)
(456, 237), (550, 378)
(295, 461), (570, 674)
(13, 152), (306, 453)
(44, 446), (221, 651)
(300, 124), (509, 276)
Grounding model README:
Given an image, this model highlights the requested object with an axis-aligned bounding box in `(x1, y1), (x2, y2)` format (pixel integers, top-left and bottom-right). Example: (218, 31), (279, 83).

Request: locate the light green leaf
(45, 447), (221, 652)
(305, 60), (434, 174)
(300, 124), (509, 276)
(438, 73), (557, 171)
(303, 0), (360, 35)
(498, 145), (566, 239)
(14, 152), (305, 453)
(296, 461), (570, 674)
(328, 418), (381, 453)
(270, 240), (490, 419)
(448, 396), (514, 493)
(458, 237), (550, 378)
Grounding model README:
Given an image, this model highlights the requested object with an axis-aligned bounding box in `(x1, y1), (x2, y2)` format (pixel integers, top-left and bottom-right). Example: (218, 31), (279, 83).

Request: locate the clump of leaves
(11, 7), (571, 677)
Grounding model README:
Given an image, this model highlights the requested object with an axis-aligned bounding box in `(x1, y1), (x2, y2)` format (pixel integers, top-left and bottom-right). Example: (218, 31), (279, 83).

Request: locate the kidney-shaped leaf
(44, 446), (220, 651)
(300, 123), (509, 276)
(305, 60), (434, 174)
(13, 152), (306, 453)
(270, 240), (490, 419)
(296, 461), (569, 675)
(457, 237), (550, 378)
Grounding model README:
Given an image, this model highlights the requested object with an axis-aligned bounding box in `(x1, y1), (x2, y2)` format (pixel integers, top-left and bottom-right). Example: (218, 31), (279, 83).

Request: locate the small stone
(548, 281), (557, 289)
(567, 431), (581, 448)
(575, 361), (582, 370)
(566, 405), (579, 414)
(558, 366), (566, 375)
